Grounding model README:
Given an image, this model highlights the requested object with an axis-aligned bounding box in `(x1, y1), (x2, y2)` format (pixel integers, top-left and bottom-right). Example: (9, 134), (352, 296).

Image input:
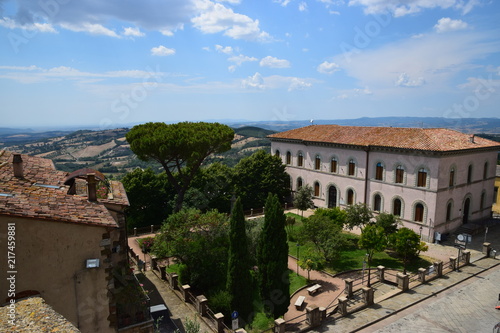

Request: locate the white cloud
(123, 27), (145, 37)
(215, 44), (234, 54)
(217, 0), (242, 3)
(288, 77), (312, 91)
(151, 45), (176, 56)
(348, 0), (479, 17)
(0, 17), (57, 33)
(317, 61), (340, 74)
(434, 18), (468, 33)
(299, 2), (308, 11)
(242, 72), (265, 89)
(333, 31), (500, 93)
(395, 73), (425, 87)
(275, 0), (292, 7)
(260, 56), (291, 68)
(228, 65), (237, 72)
(60, 23), (119, 37)
(228, 54), (258, 66)
(192, 1), (273, 42)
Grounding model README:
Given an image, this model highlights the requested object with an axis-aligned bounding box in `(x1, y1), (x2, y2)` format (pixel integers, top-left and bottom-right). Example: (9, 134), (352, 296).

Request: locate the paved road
(361, 266), (500, 333)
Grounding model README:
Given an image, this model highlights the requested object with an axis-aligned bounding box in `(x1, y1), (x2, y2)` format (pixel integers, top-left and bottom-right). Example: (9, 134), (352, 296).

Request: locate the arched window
(348, 159), (356, 176)
(393, 198), (402, 216)
(297, 177), (303, 189)
(467, 164), (473, 184)
(417, 168), (427, 187)
(347, 189), (354, 205)
(297, 152), (303, 167)
(449, 167), (455, 187)
(373, 194), (382, 212)
(483, 162), (488, 180)
(446, 202), (452, 221)
(275, 150), (280, 157)
(375, 162), (384, 181)
(315, 155), (321, 170)
(286, 151), (291, 165)
(330, 158), (337, 173)
(314, 181), (320, 197)
(395, 165), (404, 184)
(414, 203), (424, 222)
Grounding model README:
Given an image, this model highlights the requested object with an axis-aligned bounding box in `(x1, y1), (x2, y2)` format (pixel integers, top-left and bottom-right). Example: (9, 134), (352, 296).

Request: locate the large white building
(269, 125), (500, 242)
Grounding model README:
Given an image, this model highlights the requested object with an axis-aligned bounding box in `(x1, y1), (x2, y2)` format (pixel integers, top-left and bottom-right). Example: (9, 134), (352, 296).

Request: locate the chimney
(469, 134), (475, 143)
(87, 173), (97, 202)
(13, 154), (23, 178)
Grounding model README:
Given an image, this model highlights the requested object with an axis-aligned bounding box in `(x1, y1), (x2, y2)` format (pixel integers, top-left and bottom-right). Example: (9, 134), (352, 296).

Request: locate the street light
(296, 243), (300, 275)
(419, 226), (423, 240)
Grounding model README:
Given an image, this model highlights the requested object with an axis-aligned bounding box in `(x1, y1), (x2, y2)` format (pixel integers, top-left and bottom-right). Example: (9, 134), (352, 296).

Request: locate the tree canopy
(257, 193), (290, 319)
(344, 203), (373, 231)
(293, 184), (314, 217)
(126, 122), (234, 212)
(301, 213), (348, 262)
(233, 150), (290, 210)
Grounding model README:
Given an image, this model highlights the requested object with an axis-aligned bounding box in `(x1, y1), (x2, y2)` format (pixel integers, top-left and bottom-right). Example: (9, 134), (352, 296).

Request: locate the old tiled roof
(0, 150), (127, 227)
(268, 125), (500, 152)
(0, 296), (80, 332)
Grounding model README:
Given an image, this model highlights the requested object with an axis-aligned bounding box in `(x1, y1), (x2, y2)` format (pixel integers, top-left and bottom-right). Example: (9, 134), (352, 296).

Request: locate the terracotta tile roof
(0, 296), (80, 332)
(0, 150), (126, 227)
(268, 125), (500, 152)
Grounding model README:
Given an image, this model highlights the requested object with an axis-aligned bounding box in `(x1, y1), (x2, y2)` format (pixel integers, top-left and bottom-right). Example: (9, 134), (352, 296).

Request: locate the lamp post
(403, 239), (410, 275)
(296, 243), (300, 275)
(419, 226), (423, 240)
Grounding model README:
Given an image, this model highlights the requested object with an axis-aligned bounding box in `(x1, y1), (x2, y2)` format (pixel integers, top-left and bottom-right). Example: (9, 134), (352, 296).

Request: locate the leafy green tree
(293, 184), (314, 218)
(298, 248), (325, 281)
(344, 203), (373, 231)
(153, 209), (229, 291)
(121, 168), (173, 229)
(257, 193), (290, 318)
(301, 214), (348, 262)
(233, 150), (290, 210)
(226, 198), (253, 323)
(389, 227), (428, 274)
(126, 122), (234, 212)
(314, 207), (347, 228)
(184, 162), (234, 213)
(358, 224), (387, 286)
(374, 212), (401, 238)
(285, 216), (296, 240)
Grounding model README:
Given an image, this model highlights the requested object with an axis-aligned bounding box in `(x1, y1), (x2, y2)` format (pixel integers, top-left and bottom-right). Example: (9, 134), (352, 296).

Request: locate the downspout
(363, 146), (370, 205)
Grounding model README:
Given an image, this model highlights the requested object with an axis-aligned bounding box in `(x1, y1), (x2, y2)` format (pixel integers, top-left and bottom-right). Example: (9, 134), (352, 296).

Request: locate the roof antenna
(310, 119), (314, 125)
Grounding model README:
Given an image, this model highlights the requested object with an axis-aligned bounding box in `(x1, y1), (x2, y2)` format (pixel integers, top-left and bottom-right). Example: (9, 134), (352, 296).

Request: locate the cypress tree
(257, 193), (290, 318)
(226, 197), (253, 323)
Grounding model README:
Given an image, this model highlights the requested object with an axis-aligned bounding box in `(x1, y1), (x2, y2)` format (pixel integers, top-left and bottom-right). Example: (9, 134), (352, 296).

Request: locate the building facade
(493, 165), (500, 216)
(0, 150), (133, 332)
(269, 125), (500, 241)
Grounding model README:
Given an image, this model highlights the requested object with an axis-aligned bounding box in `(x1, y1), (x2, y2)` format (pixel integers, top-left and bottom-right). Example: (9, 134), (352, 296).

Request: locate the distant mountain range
(1, 117), (498, 177)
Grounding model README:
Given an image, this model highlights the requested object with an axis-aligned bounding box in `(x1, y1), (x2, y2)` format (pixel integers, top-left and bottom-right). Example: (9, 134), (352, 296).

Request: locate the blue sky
(0, 0), (499, 129)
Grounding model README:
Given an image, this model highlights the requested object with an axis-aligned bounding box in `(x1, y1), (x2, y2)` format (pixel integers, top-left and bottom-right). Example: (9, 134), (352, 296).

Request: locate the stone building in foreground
(269, 125), (500, 241)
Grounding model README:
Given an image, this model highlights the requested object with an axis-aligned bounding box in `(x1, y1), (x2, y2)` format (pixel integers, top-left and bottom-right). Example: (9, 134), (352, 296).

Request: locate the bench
(295, 296), (305, 310)
(307, 284), (322, 295)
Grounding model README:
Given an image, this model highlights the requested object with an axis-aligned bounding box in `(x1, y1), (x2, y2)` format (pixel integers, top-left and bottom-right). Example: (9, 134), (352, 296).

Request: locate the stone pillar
(306, 305), (321, 327)
(462, 250), (471, 265)
(151, 257), (158, 271)
(396, 273), (409, 291)
(344, 278), (354, 298)
(159, 266), (167, 280)
(214, 313), (224, 333)
(171, 273), (179, 290)
(274, 318), (285, 333)
(377, 266), (385, 283)
(450, 256), (457, 271)
(418, 268), (426, 283)
(181, 284), (191, 302)
(197, 295), (208, 316)
(483, 243), (491, 257)
(338, 297), (348, 316)
(362, 287), (374, 306)
(319, 307), (326, 322)
(434, 261), (443, 277)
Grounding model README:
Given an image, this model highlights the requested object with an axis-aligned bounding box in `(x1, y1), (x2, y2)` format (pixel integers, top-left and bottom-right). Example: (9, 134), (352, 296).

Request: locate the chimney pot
(87, 173), (97, 202)
(13, 154), (23, 178)
(469, 134), (475, 143)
